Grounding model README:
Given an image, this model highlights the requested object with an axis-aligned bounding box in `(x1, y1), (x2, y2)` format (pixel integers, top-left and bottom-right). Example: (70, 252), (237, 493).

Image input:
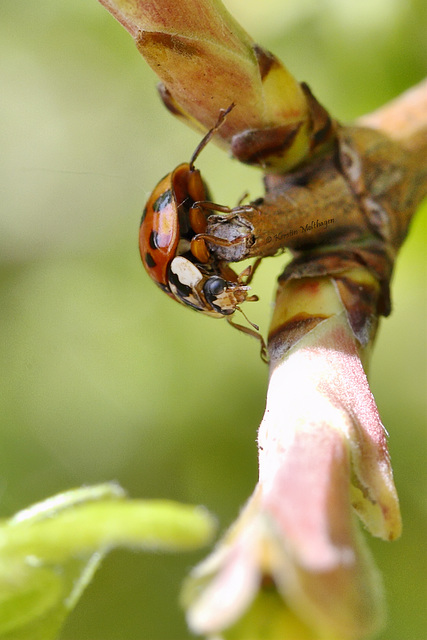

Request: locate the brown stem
(207, 151), (369, 259)
(207, 118), (427, 264)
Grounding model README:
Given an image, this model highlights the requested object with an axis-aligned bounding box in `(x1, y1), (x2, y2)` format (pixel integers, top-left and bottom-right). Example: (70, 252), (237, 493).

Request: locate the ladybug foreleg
(192, 232), (248, 248)
(238, 257), (263, 286)
(190, 201), (235, 218)
(191, 201), (261, 220)
(190, 232), (247, 264)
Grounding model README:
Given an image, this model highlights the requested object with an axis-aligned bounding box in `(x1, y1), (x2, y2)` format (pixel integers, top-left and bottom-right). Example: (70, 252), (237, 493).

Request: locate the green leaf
(0, 483), (216, 639)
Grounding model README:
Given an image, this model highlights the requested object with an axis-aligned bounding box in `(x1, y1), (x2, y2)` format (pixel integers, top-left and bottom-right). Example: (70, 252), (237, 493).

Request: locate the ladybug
(139, 105), (267, 360)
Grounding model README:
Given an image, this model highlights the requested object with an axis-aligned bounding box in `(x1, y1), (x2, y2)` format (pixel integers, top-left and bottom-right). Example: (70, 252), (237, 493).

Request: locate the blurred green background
(1, 0), (426, 638)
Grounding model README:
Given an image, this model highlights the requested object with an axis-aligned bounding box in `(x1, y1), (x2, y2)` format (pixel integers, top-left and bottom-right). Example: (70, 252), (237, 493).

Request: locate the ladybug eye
(203, 276), (237, 315)
(203, 276), (226, 300)
(203, 276), (234, 315)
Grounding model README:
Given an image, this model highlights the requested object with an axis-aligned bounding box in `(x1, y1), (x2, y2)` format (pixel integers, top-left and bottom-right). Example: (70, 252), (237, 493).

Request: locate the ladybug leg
(189, 202), (261, 259)
(191, 201), (261, 220)
(190, 204), (256, 252)
(190, 201), (235, 219)
(189, 201), (250, 260)
(227, 313), (269, 363)
(190, 228), (249, 264)
(236, 191), (249, 206)
(237, 257), (263, 286)
(217, 261), (239, 283)
(216, 261), (260, 295)
(192, 233), (248, 248)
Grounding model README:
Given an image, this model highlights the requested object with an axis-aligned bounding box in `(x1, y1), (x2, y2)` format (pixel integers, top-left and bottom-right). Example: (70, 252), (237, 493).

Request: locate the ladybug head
(203, 276), (248, 315)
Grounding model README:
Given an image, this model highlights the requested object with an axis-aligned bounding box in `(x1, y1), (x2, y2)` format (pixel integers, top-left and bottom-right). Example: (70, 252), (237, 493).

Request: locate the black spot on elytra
(145, 252), (157, 269)
(149, 230), (159, 250)
(140, 205), (148, 225)
(152, 189), (173, 212)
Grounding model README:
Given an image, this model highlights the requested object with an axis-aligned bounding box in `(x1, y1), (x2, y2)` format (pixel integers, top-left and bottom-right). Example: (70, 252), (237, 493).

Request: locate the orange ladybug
(139, 105), (267, 360)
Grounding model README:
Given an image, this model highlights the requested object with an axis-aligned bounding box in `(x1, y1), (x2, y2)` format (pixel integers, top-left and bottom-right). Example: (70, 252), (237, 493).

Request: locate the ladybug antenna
(236, 305), (259, 332)
(227, 311), (269, 364)
(189, 103), (235, 170)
